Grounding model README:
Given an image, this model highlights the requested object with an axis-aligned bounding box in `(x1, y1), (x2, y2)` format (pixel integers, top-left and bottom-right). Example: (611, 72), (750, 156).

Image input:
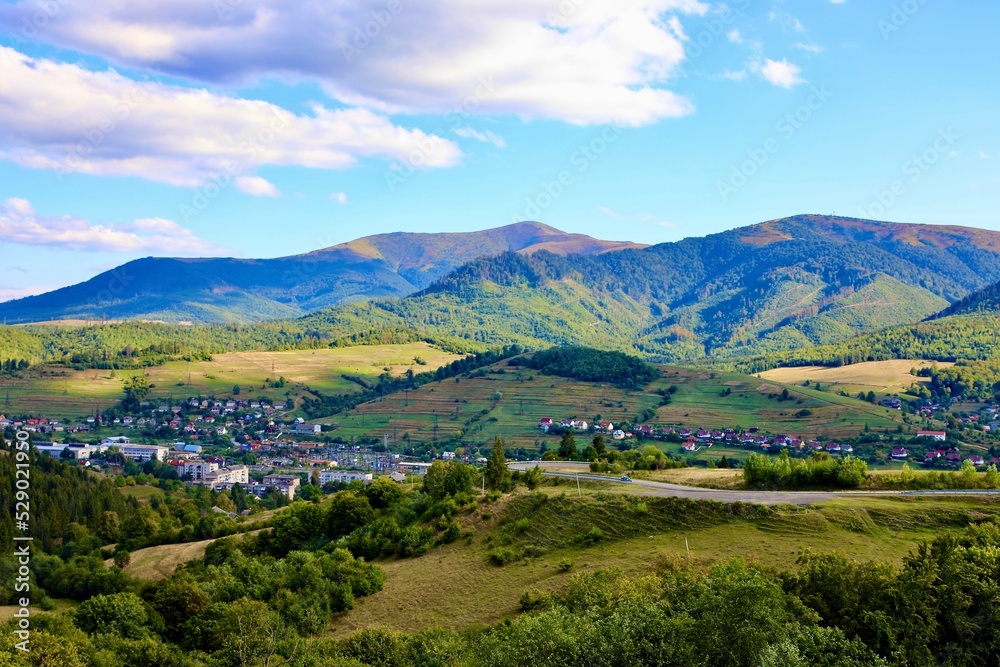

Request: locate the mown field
(759, 359), (954, 396)
(323, 363), (907, 451)
(330, 488), (996, 635)
(655, 367), (905, 438)
(0, 343), (461, 419)
(323, 364), (665, 449)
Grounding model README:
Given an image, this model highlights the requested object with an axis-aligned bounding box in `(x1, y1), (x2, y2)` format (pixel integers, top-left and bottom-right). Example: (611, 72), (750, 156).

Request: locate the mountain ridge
(0, 221), (641, 324)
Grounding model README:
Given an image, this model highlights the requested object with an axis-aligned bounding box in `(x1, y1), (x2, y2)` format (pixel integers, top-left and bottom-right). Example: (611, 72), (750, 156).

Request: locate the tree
(423, 461), (450, 499)
(74, 592), (148, 638)
(445, 462), (475, 497)
(583, 445), (599, 461)
(112, 550), (131, 569)
(523, 466), (543, 490)
(485, 438), (511, 492)
(326, 491), (374, 539)
(592, 435), (606, 457)
(232, 384), (241, 395)
(559, 430), (577, 460)
(364, 476), (404, 509)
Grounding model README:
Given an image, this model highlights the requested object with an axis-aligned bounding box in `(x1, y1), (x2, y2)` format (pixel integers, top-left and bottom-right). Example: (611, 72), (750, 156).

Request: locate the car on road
(620, 475), (632, 483)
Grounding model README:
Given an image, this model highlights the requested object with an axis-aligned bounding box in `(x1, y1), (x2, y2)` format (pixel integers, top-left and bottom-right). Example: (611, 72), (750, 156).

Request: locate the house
(841, 443), (854, 453)
(891, 447), (908, 460)
(599, 422), (614, 433)
(968, 455), (985, 467)
(101, 435), (130, 446)
(612, 430), (626, 440)
(946, 450), (962, 463)
(682, 438), (697, 452)
(916, 431), (947, 442)
(826, 442), (842, 453)
(696, 429), (711, 440)
(291, 423), (321, 435)
(539, 418), (553, 430)
(441, 451), (456, 461)
(388, 471), (407, 483)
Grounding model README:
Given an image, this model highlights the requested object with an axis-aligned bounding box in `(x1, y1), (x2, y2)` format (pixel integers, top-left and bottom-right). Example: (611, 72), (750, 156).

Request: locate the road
(508, 461), (1000, 505)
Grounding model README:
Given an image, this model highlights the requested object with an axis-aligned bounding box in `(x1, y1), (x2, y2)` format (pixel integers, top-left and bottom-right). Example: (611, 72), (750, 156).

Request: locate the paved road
(509, 461), (1000, 505)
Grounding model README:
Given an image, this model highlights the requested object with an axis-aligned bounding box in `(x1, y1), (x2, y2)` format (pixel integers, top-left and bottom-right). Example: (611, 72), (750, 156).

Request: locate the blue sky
(0, 0), (997, 299)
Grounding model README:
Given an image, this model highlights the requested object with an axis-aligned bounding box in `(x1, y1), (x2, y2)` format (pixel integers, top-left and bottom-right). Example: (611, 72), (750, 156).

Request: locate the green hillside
(728, 313), (1000, 374)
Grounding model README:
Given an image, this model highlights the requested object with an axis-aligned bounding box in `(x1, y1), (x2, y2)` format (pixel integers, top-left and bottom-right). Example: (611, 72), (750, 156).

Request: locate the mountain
(931, 280), (1000, 319)
(0, 222), (643, 324)
(302, 215), (1000, 362)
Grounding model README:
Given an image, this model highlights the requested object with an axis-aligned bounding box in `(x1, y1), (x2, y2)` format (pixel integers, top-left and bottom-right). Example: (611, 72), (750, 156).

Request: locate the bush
(488, 547), (522, 566)
(558, 559), (574, 573)
(580, 526), (604, 546)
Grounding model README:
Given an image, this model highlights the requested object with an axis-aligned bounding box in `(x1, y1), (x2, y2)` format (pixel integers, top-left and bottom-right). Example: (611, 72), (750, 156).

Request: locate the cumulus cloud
(0, 197), (224, 254)
(331, 192), (348, 205)
(0, 47), (460, 187)
(760, 59), (806, 88)
(0, 0), (707, 126)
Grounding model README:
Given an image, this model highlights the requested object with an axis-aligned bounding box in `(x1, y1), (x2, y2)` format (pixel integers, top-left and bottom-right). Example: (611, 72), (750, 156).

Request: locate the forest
(6, 455), (1000, 665)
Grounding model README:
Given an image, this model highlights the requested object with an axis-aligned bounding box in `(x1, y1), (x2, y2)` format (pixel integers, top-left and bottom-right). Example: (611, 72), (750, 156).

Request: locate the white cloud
(0, 47), (460, 187)
(0, 0), (707, 127)
(760, 59), (806, 88)
(794, 42), (824, 54)
(0, 197), (224, 254)
(331, 192), (348, 205)
(453, 127), (507, 149)
(727, 29), (743, 44)
(235, 176), (281, 197)
(980, 150), (992, 159)
(768, 9), (806, 32)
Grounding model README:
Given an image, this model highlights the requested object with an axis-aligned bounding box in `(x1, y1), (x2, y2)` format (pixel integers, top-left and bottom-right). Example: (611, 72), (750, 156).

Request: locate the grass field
(330, 489), (995, 635)
(0, 343), (462, 420)
(322, 363), (907, 451)
(759, 359), (954, 396)
(655, 367), (905, 438)
(105, 537), (218, 581)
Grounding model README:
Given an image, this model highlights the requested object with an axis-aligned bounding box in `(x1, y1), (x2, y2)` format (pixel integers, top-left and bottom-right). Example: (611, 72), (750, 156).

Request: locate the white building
(121, 444), (170, 462)
(206, 465), (249, 485)
(182, 460), (219, 480)
(319, 470), (373, 485)
(101, 435), (131, 446)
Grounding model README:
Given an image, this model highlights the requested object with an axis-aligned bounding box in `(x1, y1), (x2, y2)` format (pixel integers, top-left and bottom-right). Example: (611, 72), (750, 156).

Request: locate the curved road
(509, 461), (1000, 505)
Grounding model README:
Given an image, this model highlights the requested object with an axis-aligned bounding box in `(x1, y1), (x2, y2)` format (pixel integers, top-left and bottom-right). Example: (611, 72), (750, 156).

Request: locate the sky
(0, 0), (998, 300)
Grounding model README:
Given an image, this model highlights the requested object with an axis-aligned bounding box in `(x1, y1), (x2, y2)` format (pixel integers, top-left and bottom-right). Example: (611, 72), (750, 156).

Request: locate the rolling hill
(0, 221), (642, 324)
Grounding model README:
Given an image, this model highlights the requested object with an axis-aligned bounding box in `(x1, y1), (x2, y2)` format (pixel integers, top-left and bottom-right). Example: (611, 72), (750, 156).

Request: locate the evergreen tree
(559, 430), (577, 460)
(485, 437), (511, 492)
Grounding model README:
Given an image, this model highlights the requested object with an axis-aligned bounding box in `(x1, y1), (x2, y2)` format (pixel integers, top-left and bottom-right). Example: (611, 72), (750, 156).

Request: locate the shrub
(488, 547), (522, 566)
(580, 526), (604, 546)
(558, 559), (574, 573)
